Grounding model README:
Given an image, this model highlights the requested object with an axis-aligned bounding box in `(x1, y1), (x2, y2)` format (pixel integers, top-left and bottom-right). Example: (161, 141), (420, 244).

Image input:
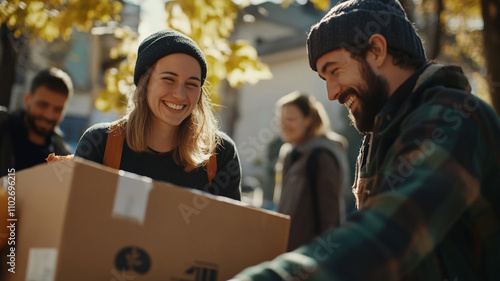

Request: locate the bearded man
(233, 0), (500, 280)
(0, 68), (73, 177)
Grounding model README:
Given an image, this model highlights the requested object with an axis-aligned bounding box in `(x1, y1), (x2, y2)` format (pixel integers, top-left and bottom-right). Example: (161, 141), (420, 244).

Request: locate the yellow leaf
(280, 0), (294, 8)
(40, 21), (61, 41)
(27, 1), (45, 13)
(95, 95), (112, 112)
(13, 29), (22, 38)
(310, 0), (331, 11)
(110, 48), (120, 60)
(7, 15), (17, 27)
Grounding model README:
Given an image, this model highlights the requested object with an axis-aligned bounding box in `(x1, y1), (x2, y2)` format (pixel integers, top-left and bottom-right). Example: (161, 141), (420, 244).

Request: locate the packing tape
(112, 170), (153, 224)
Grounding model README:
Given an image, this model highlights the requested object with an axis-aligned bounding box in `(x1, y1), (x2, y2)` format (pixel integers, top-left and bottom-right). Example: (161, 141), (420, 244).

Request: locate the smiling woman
(74, 29), (242, 201)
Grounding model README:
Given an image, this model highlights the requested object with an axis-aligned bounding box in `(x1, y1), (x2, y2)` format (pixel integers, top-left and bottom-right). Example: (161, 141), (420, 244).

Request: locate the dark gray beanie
(134, 29), (207, 86)
(307, 0), (426, 71)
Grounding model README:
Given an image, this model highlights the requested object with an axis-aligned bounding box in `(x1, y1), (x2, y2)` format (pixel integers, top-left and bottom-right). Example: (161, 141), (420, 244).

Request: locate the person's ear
(23, 92), (31, 108)
(367, 34), (388, 68)
(305, 116), (313, 128)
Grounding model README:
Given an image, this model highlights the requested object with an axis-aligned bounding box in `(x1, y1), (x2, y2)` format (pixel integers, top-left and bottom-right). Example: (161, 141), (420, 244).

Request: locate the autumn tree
(97, 0), (272, 112)
(2, 0), (497, 116)
(1, 0), (330, 112)
(98, 0), (330, 112)
(481, 0), (500, 115)
(0, 0), (123, 107)
(414, 0), (499, 115)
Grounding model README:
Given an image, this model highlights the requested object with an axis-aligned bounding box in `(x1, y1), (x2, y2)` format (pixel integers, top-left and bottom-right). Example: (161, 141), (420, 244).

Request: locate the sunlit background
(0, 0), (498, 210)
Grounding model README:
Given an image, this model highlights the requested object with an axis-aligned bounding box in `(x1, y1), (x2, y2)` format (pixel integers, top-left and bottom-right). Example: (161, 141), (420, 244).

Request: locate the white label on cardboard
(25, 248), (58, 281)
(112, 170), (153, 224)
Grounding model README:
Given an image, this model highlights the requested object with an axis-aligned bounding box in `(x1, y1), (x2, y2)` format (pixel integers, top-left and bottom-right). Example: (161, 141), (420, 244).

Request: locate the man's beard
(25, 110), (57, 137)
(347, 59), (390, 134)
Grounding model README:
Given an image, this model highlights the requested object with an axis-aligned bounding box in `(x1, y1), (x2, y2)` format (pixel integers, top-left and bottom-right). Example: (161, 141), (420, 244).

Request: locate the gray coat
(275, 133), (349, 251)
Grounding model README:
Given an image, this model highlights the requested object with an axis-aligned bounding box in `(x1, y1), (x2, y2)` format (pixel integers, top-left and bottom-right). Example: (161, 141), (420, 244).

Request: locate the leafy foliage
(441, 0), (491, 104)
(282, 0), (331, 10)
(417, 0), (491, 105)
(0, 0), (122, 41)
(1, 0), (329, 113)
(165, 0), (272, 90)
(99, 0), (274, 113)
(96, 27), (138, 112)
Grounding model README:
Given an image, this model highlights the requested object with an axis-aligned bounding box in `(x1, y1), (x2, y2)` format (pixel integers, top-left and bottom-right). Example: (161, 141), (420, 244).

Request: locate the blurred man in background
(0, 67), (73, 177)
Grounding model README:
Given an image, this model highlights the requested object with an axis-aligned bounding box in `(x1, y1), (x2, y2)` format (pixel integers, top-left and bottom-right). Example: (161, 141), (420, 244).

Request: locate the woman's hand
(46, 153), (74, 163)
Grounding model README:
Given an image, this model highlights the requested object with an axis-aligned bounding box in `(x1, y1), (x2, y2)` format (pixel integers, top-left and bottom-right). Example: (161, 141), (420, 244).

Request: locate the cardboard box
(1, 157), (290, 281)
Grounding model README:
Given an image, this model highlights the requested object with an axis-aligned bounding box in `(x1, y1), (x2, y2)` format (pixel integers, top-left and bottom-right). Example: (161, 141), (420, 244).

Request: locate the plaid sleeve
(233, 96), (499, 280)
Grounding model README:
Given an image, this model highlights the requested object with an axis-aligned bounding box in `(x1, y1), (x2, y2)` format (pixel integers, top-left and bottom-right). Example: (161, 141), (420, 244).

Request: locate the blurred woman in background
(274, 91), (349, 251)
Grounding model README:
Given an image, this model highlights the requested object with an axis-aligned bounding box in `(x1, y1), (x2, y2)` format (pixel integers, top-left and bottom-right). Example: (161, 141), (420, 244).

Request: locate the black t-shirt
(11, 111), (54, 171)
(75, 122), (241, 200)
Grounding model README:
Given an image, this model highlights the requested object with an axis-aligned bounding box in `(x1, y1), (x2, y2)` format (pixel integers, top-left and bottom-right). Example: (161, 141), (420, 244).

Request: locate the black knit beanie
(307, 0), (427, 71)
(134, 29), (207, 86)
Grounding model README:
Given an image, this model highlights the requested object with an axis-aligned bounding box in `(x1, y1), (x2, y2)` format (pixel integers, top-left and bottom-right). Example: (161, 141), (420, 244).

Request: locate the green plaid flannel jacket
(233, 64), (500, 281)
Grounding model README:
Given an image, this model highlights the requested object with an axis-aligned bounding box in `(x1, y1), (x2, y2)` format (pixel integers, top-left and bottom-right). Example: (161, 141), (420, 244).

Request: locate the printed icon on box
(184, 261), (218, 281)
(115, 246), (151, 274)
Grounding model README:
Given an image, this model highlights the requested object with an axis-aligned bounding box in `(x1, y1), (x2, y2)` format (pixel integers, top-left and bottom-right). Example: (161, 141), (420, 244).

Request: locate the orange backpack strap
(206, 149), (217, 185)
(103, 123), (217, 184)
(103, 123), (125, 170)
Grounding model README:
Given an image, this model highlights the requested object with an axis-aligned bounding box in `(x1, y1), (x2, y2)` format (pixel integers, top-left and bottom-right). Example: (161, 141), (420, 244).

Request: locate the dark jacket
(235, 64), (500, 280)
(0, 107), (71, 177)
(275, 133), (349, 251)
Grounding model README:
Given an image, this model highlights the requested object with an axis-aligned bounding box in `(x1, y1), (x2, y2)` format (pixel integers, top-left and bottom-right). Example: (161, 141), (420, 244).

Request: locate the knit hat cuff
(134, 30), (207, 86)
